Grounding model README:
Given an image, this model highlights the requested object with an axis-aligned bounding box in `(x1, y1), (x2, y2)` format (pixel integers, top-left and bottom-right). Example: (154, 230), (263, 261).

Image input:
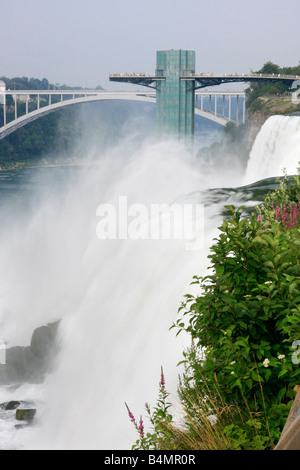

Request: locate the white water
(0, 139), (233, 450)
(244, 115), (300, 184)
(0, 114), (299, 450)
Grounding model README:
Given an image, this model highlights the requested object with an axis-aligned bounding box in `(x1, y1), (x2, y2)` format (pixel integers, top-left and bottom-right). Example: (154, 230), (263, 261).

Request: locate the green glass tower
(155, 50), (195, 140)
(109, 49), (196, 142)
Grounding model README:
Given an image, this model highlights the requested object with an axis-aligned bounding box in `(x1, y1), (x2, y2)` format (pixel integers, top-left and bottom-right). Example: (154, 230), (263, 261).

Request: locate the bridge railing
(109, 72), (300, 80)
(0, 89), (246, 135)
(0, 90), (158, 131)
(191, 72), (300, 79)
(109, 73), (158, 78)
(195, 92), (246, 124)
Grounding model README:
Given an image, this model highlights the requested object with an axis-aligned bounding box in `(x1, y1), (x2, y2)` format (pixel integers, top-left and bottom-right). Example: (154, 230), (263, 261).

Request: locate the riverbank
(247, 94), (300, 129)
(0, 155), (93, 171)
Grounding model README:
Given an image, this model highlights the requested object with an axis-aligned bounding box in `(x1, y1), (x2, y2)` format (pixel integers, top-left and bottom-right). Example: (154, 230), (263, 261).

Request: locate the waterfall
(0, 140), (235, 450)
(1, 113), (299, 450)
(244, 115), (300, 185)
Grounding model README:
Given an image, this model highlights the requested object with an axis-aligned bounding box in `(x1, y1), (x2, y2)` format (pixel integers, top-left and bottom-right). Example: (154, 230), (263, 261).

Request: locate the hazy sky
(1, 0), (299, 89)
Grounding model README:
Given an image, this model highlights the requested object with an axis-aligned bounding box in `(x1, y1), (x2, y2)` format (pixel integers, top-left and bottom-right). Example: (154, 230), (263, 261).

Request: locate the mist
(0, 110), (243, 450)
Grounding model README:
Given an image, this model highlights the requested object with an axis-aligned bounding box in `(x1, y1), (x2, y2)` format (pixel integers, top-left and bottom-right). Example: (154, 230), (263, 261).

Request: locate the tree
(41, 78), (49, 90)
(257, 61), (281, 75)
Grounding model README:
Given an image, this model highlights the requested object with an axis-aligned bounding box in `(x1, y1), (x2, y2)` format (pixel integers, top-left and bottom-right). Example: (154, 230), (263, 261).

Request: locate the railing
(191, 73), (300, 80)
(0, 89), (247, 137)
(109, 72), (300, 80)
(109, 73), (157, 78)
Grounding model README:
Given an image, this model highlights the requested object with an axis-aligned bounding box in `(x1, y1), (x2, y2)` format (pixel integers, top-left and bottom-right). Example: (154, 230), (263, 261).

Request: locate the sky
(0, 0), (299, 90)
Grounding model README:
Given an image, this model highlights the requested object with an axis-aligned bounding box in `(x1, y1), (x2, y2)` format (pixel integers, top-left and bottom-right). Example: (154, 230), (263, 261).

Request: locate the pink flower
(160, 366), (166, 391)
(257, 215), (261, 223)
(125, 403), (136, 423)
(139, 416), (144, 438)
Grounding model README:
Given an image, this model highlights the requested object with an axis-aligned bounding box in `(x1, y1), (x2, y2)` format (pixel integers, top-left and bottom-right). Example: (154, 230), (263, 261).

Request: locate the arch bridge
(0, 89), (245, 140)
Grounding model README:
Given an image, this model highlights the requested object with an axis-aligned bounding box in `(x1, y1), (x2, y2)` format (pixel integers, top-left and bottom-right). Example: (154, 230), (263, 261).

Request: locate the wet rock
(15, 424), (28, 430)
(0, 400), (20, 410)
(0, 320), (60, 385)
(15, 409), (36, 421)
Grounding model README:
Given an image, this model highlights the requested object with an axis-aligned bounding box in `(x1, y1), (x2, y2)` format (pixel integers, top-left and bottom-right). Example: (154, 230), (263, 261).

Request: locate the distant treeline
(0, 108), (84, 168)
(246, 61), (300, 108)
(0, 75), (103, 92)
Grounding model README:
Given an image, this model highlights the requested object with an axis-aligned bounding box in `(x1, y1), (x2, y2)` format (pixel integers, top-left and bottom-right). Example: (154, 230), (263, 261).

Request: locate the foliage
(245, 61), (300, 109)
(257, 169), (300, 218)
(0, 76), (51, 91)
(126, 367), (175, 450)
(127, 366), (276, 450)
(129, 169), (300, 450)
(172, 168), (300, 449)
(0, 108), (82, 168)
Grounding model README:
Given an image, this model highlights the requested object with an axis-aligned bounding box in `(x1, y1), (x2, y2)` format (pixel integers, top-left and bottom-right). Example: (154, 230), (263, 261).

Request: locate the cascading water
(0, 140), (232, 450)
(244, 115), (300, 185)
(0, 113), (299, 450)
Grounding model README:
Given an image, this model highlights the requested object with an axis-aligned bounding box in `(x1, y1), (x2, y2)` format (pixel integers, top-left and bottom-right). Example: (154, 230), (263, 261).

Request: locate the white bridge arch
(0, 89), (246, 140)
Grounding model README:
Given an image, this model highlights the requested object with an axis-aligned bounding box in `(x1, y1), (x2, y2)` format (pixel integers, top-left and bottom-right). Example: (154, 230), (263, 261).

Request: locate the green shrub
(129, 169), (300, 450)
(173, 170), (300, 449)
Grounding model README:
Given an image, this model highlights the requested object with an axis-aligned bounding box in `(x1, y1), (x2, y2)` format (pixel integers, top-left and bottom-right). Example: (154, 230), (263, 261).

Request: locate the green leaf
(264, 368), (272, 381)
(253, 236), (268, 245)
(278, 369), (289, 378)
(224, 205), (236, 214)
(264, 260), (275, 268)
(251, 370), (262, 382)
(278, 387), (287, 401)
(235, 379), (242, 389)
(289, 281), (299, 294)
(215, 264), (224, 276)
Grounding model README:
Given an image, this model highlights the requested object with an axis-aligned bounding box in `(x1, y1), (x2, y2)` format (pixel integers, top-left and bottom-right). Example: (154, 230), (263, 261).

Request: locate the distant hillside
(245, 61), (300, 127)
(0, 75), (103, 92)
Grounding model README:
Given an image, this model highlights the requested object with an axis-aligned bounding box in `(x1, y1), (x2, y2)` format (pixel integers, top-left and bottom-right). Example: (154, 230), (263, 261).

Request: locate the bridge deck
(109, 72), (300, 89)
(0, 89), (246, 140)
